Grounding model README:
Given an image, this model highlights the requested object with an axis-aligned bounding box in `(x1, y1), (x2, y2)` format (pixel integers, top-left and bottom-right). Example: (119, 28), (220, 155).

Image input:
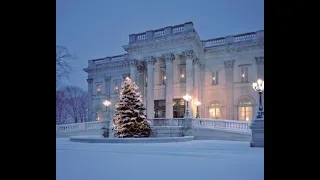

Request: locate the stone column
(129, 60), (137, 83)
(193, 58), (200, 117)
(87, 78), (93, 121)
(136, 61), (145, 98)
(104, 76), (111, 99)
(145, 56), (156, 119)
(164, 53), (174, 118)
(255, 57), (264, 79)
(199, 64), (205, 117)
(183, 50), (195, 117)
(224, 60), (235, 120)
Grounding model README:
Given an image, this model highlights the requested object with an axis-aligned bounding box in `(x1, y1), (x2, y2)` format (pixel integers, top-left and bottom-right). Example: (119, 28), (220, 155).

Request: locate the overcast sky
(56, 0), (264, 90)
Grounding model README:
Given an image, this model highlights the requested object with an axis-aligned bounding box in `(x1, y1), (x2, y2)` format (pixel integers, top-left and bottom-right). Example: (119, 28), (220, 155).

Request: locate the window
(238, 98), (253, 121)
(154, 100), (166, 118)
(113, 79), (121, 93)
(173, 99), (185, 118)
(161, 69), (166, 85)
(212, 71), (219, 85)
(179, 65), (186, 82)
(209, 101), (221, 119)
(240, 67), (249, 82)
(96, 84), (102, 95)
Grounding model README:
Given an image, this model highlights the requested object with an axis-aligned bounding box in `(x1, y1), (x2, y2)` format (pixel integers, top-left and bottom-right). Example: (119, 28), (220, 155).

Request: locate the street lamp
(252, 79), (264, 119)
(195, 101), (201, 118)
(103, 100), (111, 120)
(183, 94), (192, 118)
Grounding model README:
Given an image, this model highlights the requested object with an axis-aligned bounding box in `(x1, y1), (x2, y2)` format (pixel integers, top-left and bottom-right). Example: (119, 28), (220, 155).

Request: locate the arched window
(209, 101), (221, 119)
(238, 98), (253, 121)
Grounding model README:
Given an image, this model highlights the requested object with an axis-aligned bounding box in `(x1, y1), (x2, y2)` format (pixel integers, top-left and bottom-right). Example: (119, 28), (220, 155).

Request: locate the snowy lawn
(56, 138), (263, 180)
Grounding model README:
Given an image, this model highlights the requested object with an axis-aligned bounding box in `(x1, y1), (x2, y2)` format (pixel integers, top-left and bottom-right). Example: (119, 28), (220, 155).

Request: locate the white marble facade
(84, 22), (264, 121)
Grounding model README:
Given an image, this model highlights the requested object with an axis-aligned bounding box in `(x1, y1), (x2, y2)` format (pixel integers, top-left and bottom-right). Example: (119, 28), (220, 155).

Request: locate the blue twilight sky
(56, 0), (264, 90)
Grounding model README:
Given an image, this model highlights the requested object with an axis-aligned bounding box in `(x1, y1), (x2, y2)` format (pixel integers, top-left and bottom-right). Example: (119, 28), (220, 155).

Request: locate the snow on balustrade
(192, 118), (251, 132)
(233, 32), (256, 42)
(110, 55), (125, 61)
(57, 123), (80, 131)
(93, 58), (108, 64)
(85, 121), (108, 129)
(172, 26), (184, 34)
(136, 33), (147, 40)
(204, 38), (226, 47)
(153, 30), (165, 37)
(56, 120), (109, 133)
(149, 118), (184, 126)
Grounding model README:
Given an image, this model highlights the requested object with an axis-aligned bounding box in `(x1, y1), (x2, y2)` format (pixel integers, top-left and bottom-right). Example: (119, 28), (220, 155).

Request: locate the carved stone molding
(136, 61), (146, 73)
(145, 56), (156, 66)
(84, 61), (129, 73)
(182, 50), (195, 60)
(192, 58), (200, 66)
(123, 34), (198, 53)
(87, 78), (93, 84)
(224, 60), (235, 69)
(255, 57), (264, 65)
(128, 59), (138, 67)
(205, 43), (264, 54)
(104, 76), (111, 82)
(163, 53), (175, 64)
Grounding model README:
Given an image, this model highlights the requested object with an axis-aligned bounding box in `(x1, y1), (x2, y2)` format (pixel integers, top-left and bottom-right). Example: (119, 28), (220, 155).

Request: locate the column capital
(163, 53), (175, 64)
(192, 58), (200, 66)
(182, 50), (195, 60)
(145, 56), (156, 66)
(128, 59), (138, 67)
(136, 61), (146, 73)
(224, 60), (235, 69)
(255, 57), (264, 65)
(87, 78), (93, 84)
(104, 76), (111, 82)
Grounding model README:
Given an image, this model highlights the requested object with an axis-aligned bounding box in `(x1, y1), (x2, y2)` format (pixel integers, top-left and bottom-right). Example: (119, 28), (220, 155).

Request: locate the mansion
(84, 22), (264, 121)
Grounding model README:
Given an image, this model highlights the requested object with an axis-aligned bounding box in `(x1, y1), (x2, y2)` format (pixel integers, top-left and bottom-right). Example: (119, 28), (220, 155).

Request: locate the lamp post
(252, 79), (264, 119)
(195, 101), (201, 118)
(183, 94), (192, 118)
(250, 78), (264, 147)
(103, 100), (111, 120)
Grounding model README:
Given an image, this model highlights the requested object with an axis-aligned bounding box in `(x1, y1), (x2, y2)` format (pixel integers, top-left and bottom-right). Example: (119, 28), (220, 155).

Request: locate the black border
(3, 1), (56, 179)
(266, 1), (315, 179)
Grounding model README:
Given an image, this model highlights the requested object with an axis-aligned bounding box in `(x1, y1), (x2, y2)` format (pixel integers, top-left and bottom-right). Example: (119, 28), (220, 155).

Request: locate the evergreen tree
(113, 77), (152, 138)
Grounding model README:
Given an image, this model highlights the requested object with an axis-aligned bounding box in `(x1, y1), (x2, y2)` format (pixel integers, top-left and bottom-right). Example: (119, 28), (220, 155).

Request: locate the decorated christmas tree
(112, 77), (153, 138)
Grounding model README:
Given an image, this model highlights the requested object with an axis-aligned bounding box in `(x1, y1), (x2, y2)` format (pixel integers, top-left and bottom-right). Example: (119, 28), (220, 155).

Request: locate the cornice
(83, 60), (129, 73)
(204, 42), (264, 55)
(122, 33), (198, 53)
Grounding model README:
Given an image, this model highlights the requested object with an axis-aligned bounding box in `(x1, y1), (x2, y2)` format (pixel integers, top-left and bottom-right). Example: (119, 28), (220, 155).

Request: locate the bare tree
(56, 90), (67, 125)
(56, 45), (75, 87)
(62, 86), (88, 123)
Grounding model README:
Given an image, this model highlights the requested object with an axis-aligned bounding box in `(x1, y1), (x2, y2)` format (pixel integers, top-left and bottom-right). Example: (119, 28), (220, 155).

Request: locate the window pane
(245, 107), (252, 121)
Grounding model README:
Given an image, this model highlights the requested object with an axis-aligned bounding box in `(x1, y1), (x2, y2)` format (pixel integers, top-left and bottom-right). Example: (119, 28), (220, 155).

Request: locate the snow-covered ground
(56, 138), (264, 180)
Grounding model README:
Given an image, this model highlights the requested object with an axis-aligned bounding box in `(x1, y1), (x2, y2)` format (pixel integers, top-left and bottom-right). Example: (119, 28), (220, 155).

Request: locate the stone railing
(56, 120), (109, 133)
(192, 118), (251, 132)
(129, 22), (194, 43)
(203, 31), (263, 48)
(148, 118), (185, 126)
(90, 54), (127, 65)
(56, 118), (251, 136)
